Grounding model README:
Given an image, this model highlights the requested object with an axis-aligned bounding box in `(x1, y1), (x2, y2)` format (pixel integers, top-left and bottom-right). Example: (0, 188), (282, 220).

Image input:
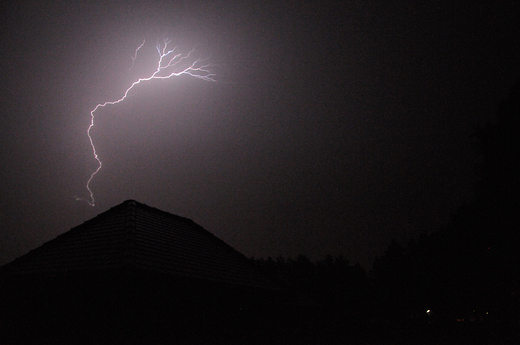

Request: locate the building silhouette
(0, 200), (315, 344)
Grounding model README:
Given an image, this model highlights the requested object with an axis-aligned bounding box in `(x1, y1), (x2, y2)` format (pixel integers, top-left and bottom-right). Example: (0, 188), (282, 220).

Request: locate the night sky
(1, 1), (519, 269)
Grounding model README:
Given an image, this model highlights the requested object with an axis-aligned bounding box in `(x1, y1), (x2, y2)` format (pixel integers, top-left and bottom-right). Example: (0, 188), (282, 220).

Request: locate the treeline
(252, 81), (520, 331)
(251, 254), (371, 321)
(371, 80), (520, 324)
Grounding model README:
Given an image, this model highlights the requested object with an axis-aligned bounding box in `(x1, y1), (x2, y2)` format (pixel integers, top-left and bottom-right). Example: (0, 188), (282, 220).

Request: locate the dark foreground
(2, 310), (519, 344)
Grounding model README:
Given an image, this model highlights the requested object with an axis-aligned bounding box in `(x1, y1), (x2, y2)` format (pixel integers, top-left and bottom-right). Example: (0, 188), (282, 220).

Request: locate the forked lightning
(77, 39), (216, 206)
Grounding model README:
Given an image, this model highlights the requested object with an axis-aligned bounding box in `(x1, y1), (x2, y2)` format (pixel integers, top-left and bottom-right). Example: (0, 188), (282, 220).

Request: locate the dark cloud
(1, 1), (519, 268)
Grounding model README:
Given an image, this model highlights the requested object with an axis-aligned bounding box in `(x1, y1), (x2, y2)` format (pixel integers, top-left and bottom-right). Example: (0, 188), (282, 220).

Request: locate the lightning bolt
(130, 38), (145, 69)
(77, 39), (216, 206)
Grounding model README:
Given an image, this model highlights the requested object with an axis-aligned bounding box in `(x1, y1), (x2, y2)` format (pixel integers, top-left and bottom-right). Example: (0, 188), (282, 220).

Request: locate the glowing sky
(0, 1), (519, 269)
(79, 38), (216, 206)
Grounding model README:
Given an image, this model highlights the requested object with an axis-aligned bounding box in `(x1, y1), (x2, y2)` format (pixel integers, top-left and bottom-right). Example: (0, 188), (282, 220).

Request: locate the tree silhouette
(252, 254), (369, 321)
(371, 80), (520, 324)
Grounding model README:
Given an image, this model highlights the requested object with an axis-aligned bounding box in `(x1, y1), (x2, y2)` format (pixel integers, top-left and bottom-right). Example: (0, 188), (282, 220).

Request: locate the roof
(0, 200), (280, 290)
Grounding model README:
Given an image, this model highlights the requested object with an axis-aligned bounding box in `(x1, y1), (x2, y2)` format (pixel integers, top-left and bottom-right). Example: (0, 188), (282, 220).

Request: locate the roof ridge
(124, 199), (193, 224)
(123, 200), (137, 267)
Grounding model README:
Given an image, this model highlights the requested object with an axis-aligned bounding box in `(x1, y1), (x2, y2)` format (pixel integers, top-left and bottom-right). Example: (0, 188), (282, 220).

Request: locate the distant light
(426, 309), (431, 314)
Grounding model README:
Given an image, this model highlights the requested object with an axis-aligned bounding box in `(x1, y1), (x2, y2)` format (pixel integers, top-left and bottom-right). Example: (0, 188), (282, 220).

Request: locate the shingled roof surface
(1, 200), (280, 290)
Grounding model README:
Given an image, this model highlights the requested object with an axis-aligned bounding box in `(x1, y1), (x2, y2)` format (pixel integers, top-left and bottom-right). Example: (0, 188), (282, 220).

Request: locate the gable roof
(0, 200), (280, 291)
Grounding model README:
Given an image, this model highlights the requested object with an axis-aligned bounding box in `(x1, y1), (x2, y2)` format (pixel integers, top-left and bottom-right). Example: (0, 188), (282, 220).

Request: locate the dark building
(0, 200), (316, 344)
